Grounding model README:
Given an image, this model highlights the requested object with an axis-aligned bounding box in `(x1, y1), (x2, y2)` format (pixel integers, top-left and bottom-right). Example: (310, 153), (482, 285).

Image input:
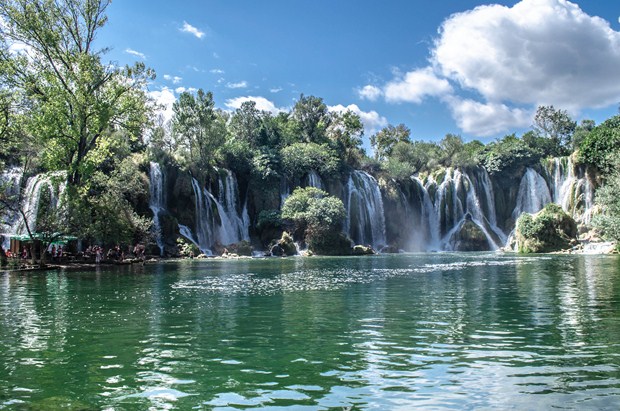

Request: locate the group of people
(49, 245), (64, 261)
(83, 244), (146, 264)
(83, 245), (105, 263)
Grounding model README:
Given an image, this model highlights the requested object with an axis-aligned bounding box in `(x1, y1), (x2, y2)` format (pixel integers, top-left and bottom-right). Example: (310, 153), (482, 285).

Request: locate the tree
(532, 105), (576, 156)
(229, 100), (263, 147)
(385, 140), (442, 179)
(290, 94), (331, 144)
(171, 89), (227, 168)
(571, 119), (595, 152)
(280, 142), (339, 179)
(327, 110), (364, 167)
(0, 0), (154, 186)
(370, 124), (411, 161)
(148, 114), (174, 159)
(578, 115), (620, 171)
(67, 154), (152, 246)
(282, 187), (344, 230)
(480, 134), (541, 174)
(281, 186), (350, 254)
(592, 154), (620, 245)
(439, 134), (482, 168)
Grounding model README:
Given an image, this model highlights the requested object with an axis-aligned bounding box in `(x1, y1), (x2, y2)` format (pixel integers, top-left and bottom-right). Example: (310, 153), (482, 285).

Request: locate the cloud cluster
(163, 74), (183, 84)
(224, 96), (285, 115)
(125, 48), (146, 60)
(226, 81), (248, 89)
(360, 0), (620, 136)
(149, 87), (176, 123)
(180, 21), (205, 39)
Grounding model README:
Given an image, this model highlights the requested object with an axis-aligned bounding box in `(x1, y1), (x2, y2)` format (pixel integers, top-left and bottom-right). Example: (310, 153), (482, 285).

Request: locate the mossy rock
(307, 229), (352, 256)
(515, 203), (577, 253)
(227, 240), (253, 256)
(449, 218), (490, 251)
(269, 231), (297, 256)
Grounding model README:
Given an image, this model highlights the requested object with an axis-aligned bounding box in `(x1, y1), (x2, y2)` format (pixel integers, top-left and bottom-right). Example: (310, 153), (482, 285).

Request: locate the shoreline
(2, 242), (618, 274)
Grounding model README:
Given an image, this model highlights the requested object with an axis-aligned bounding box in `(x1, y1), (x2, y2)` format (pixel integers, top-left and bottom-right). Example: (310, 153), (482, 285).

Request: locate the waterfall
(10, 171), (67, 236)
(545, 157), (595, 223)
(1, 167), (23, 248)
(344, 171), (386, 248)
(280, 178), (290, 208)
(425, 169), (503, 250)
(216, 170), (250, 245)
(512, 168), (552, 220)
(306, 170), (325, 190)
(510, 159), (594, 225)
(414, 176), (440, 248)
(149, 162), (165, 256)
(182, 170), (249, 255)
(186, 177), (216, 256)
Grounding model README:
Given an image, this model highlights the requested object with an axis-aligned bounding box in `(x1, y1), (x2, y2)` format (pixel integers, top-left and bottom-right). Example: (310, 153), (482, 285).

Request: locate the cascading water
(1, 167), (23, 248)
(216, 170), (250, 245)
(419, 169), (504, 251)
(512, 168), (552, 220)
(10, 171), (67, 236)
(149, 162), (165, 256)
(181, 170), (250, 255)
(306, 170), (325, 191)
(280, 178), (290, 208)
(545, 157), (595, 223)
(510, 159), (594, 225)
(344, 171), (386, 248)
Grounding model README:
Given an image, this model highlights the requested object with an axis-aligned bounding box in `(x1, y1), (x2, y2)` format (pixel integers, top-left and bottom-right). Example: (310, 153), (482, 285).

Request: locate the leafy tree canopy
(370, 124), (411, 161)
(0, 0), (154, 186)
(281, 186), (345, 231)
(280, 142), (339, 179)
(578, 115), (620, 171)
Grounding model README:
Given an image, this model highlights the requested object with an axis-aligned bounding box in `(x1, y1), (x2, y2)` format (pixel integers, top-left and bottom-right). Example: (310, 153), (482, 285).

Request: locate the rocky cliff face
(148, 156), (596, 255)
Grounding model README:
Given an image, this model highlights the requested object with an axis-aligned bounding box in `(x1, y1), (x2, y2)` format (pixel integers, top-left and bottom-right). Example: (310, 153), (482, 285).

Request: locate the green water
(1, 253), (620, 410)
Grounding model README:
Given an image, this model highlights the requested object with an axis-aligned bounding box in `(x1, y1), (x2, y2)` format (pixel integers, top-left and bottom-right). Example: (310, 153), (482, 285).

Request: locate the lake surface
(1, 253), (620, 410)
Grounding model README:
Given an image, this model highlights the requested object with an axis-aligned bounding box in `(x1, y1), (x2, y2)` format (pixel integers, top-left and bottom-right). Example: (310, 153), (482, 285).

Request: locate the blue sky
(99, 0), (620, 150)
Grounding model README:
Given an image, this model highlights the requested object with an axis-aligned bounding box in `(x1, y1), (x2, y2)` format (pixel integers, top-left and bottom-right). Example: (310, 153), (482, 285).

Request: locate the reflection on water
(1, 254), (620, 409)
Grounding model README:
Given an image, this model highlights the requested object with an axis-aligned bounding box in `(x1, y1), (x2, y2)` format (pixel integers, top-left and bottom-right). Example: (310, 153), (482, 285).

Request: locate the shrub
(515, 203), (577, 253)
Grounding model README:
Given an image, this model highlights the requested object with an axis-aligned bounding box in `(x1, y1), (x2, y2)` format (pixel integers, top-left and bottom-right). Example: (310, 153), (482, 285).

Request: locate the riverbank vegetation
(1, 0), (620, 259)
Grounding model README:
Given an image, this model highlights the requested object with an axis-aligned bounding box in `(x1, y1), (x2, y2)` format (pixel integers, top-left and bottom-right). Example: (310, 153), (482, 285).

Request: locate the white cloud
(210, 69), (224, 74)
(226, 81), (248, 89)
(175, 86), (197, 94)
(225, 96), (285, 115)
(180, 21), (205, 39)
(432, 0), (620, 110)
(357, 85), (382, 101)
(125, 48), (146, 60)
(384, 67), (452, 103)
(149, 87), (176, 124)
(163, 74), (183, 85)
(366, 0), (620, 136)
(270, 87), (283, 93)
(445, 97), (532, 136)
(328, 103), (388, 136)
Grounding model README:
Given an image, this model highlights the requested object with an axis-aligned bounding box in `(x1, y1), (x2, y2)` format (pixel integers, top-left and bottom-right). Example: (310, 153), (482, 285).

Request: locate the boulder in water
(268, 231), (297, 257)
(449, 218), (490, 251)
(352, 245), (375, 255)
(306, 228), (352, 256)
